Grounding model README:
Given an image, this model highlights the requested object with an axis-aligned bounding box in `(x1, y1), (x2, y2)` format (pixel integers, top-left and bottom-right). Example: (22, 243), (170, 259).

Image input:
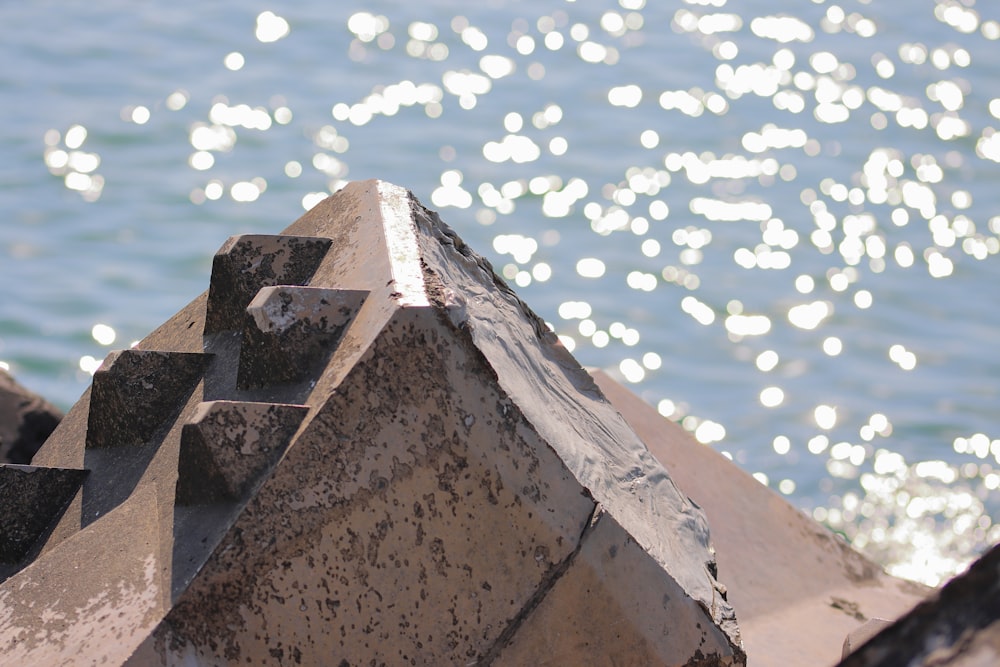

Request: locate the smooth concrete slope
(591, 373), (931, 667)
(0, 180), (744, 666)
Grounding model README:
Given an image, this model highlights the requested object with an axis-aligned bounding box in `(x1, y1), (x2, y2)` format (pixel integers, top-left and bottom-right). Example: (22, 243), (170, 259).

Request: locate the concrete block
(0, 483), (165, 666)
(86, 349), (210, 448)
(842, 618), (893, 658)
(494, 507), (738, 666)
(175, 400), (308, 504)
(591, 371), (932, 667)
(0, 180), (744, 666)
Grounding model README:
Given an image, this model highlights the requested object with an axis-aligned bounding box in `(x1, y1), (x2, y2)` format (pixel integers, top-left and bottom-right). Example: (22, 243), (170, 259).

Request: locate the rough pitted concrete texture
(0, 465), (87, 567)
(204, 234), (332, 335)
(0, 180), (744, 666)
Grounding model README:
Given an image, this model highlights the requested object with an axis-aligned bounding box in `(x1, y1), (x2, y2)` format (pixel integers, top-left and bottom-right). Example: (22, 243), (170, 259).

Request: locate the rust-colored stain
(0, 180), (744, 666)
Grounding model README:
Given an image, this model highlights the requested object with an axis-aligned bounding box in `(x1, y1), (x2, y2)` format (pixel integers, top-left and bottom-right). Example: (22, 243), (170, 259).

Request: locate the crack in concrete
(474, 500), (601, 665)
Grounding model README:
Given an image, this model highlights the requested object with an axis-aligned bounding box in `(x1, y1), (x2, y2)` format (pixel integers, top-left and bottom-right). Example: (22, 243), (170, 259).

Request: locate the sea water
(1, 0), (998, 587)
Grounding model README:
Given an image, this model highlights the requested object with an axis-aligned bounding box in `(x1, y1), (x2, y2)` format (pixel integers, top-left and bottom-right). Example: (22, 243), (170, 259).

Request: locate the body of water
(2, 0), (998, 586)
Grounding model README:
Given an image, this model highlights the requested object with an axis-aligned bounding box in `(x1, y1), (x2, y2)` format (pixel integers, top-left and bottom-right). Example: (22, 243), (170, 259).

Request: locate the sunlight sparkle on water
(91, 324), (116, 346)
(760, 387), (784, 408)
(255, 11), (290, 43)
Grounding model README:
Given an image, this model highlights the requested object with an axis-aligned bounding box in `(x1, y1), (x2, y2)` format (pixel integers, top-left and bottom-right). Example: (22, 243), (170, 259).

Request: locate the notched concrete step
(175, 400), (308, 505)
(237, 286), (367, 389)
(204, 234), (332, 335)
(0, 464), (87, 567)
(86, 349), (210, 449)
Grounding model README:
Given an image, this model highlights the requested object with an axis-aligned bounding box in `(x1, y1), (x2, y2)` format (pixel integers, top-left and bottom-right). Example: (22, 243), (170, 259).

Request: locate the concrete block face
(409, 199), (737, 643)
(842, 619), (893, 659)
(204, 234), (332, 334)
(87, 349), (210, 449)
(0, 483), (165, 666)
(175, 400), (308, 505)
(0, 179), (745, 666)
(837, 542), (1000, 667)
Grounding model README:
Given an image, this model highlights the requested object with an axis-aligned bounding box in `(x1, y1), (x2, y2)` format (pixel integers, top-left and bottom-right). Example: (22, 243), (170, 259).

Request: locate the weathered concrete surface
(0, 483), (164, 666)
(238, 286), (367, 387)
(2, 180), (744, 665)
(87, 349), (210, 449)
(0, 464), (86, 571)
(175, 400), (309, 504)
(494, 507), (737, 666)
(0, 368), (62, 464)
(591, 371), (932, 667)
(836, 542), (1000, 667)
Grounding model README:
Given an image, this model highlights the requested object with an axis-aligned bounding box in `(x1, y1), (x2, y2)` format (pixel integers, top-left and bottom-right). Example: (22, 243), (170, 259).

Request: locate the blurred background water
(2, 0), (998, 587)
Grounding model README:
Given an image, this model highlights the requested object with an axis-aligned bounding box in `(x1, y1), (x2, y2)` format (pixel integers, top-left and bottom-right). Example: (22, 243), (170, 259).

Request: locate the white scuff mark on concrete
(379, 180), (429, 307)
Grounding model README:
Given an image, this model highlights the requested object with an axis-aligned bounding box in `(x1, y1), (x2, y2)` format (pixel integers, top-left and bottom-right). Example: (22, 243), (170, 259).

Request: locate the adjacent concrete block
(592, 372), (932, 667)
(837, 542), (1000, 667)
(0, 180), (746, 666)
(204, 234), (332, 334)
(843, 619), (893, 659)
(0, 369), (63, 464)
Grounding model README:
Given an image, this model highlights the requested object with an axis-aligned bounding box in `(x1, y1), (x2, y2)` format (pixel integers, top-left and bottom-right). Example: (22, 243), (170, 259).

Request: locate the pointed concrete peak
(0, 464), (88, 566)
(237, 286), (368, 389)
(276, 180), (432, 304)
(176, 400), (308, 505)
(204, 233), (333, 334)
(87, 349), (210, 448)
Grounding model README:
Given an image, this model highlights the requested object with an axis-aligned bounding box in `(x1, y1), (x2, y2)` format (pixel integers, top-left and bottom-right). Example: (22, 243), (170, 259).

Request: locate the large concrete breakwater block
(0, 180), (744, 666)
